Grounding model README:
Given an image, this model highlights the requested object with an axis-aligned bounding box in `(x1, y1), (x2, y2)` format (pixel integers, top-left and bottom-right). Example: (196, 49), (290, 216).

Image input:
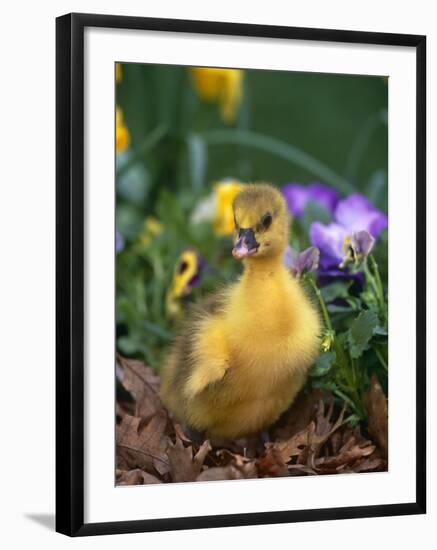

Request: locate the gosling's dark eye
(261, 212), (272, 230)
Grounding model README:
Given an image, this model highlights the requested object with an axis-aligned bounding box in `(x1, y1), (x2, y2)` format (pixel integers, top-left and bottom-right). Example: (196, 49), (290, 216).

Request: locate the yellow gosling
(160, 184), (321, 439)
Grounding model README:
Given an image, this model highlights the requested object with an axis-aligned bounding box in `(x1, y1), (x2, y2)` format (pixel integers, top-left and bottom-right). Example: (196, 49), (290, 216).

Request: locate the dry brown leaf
(329, 431), (343, 455)
(272, 389), (325, 440)
(267, 425), (310, 462)
(197, 466), (245, 482)
(117, 354), (161, 420)
(299, 400), (346, 467)
(115, 359), (388, 485)
(315, 442), (375, 473)
(116, 401), (134, 421)
(256, 447), (289, 477)
(257, 399), (347, 475)
(116, 412), (170, 476)
(287, 464), (317, 475)
(116, 468), (162, 485)
(216, 449), (258, 478)
(174, 423), (195, 444)
(167, 435), (212, 482)
(365, 373), (388, 459)
(352, 457), (386, 473)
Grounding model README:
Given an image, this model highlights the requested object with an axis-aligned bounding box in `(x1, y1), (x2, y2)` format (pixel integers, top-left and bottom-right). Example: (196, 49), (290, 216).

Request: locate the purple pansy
(284, 245), (320, 278)
(310, 193), (387, 271)
(347, 230), (375, 264)
(282, 182), (340, 218)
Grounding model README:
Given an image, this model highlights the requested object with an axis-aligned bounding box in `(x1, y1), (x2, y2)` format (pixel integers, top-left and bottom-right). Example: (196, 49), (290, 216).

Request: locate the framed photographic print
(56, 12), (426, 536)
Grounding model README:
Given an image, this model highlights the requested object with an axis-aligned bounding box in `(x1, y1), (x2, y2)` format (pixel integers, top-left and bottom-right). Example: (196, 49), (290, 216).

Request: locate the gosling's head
(232, 184), (290, 261)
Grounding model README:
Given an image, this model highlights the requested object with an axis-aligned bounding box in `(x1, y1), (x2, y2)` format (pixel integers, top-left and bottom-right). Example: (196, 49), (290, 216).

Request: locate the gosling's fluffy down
(160, 184), (321, 439)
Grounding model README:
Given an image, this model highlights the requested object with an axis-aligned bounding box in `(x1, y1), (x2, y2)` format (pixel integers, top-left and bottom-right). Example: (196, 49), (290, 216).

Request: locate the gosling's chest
(228, 284), (296, 369)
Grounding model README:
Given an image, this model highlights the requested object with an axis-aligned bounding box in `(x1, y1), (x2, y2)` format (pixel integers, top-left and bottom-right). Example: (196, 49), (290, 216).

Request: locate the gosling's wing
(174, 288), (232, 398)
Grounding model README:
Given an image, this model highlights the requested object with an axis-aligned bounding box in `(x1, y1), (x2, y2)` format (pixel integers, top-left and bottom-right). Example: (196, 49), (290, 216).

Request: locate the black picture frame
(56, 12), (426, 537)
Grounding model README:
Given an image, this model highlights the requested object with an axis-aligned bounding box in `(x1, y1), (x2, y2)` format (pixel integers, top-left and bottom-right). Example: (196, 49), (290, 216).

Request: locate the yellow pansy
(116, 63), (122, 83)
(116, 106), (130, 154)
(190, 179), (245, 236)
(166, 250), (204, 319)
(190, 67), (243, 123)
(140, 217), (163, 246)
(213, 180), (245, 235)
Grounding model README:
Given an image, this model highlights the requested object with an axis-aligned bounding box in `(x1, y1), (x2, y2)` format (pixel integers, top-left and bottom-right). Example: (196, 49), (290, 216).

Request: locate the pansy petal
(351, 230), (375, 258)
(308, 183), (340, 214)
(318, 269), (365, 288)
(310, 222), (347, 269)
(285, 245), (319, 277)
(334, 193), (387, 238)
(296, 246), (320, 275)
(281, 183), (308, 217)
(282, 182), (339, 218)
(368, 212), (388, 238)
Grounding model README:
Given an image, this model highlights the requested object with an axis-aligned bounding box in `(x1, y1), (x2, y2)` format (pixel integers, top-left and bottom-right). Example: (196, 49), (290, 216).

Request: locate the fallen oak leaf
(287, 464), (318, 475)
(329, 431), (343, 456)
(215, 449), (258, 478)
(257, 402), (345, 474)
(117, 354), (162, 420)
(257, 447), (289, 477)
(315, 442), (375, 473)
(266, 425), (311, 462)
(116, 468), (162, 485)
(116, 400), (134, 421)
(197, 466), (245, 482)
(167, 435), (212, 482)
(351, 457), (386, 473)
(256, 423), (315, 477)
(299, 400), (347, 468)
(272, 389), (325, 441)
(174, 423), (196, 444)
(365, 373), (388, 459)
(116, 412), (170, 476)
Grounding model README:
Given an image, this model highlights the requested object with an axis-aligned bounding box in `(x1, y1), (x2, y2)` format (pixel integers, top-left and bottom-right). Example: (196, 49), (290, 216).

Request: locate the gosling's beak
(232, 228), (259, 260)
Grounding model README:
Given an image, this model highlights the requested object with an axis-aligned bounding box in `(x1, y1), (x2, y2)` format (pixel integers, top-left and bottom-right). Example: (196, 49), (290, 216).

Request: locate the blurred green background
(116, 64), (388, 369)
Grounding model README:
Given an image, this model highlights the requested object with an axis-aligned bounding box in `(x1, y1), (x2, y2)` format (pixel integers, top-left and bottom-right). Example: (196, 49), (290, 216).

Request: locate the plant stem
(333, 389), (360, 415)
(369, 255), (385, 305)
(374, 346), (388, 371)
(307, 277), (333, 332)
(117, 125), (168, 177)
(307, 275), (366, 419)
(202, 129), (355, 195)
(345, 109), (387, 182)
(364, 255), (387, 324)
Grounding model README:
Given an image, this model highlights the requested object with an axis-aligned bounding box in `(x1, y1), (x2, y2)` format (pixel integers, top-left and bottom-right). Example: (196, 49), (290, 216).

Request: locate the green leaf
(187, 133), (207, 189)
(373, 325), (388, 336)
(144, 320), (172, 341)
(347, 309), (379, 358)
(327, 300), (361, 313)
(327, 304), (352, 313)
(202, 129), (355, 195)
(116, 204), (143, 240)
(366, 169), (387, 211)
(117, 335), (141, 355)
(321, 281), (352, 303)
(310, 351), (336, 377)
